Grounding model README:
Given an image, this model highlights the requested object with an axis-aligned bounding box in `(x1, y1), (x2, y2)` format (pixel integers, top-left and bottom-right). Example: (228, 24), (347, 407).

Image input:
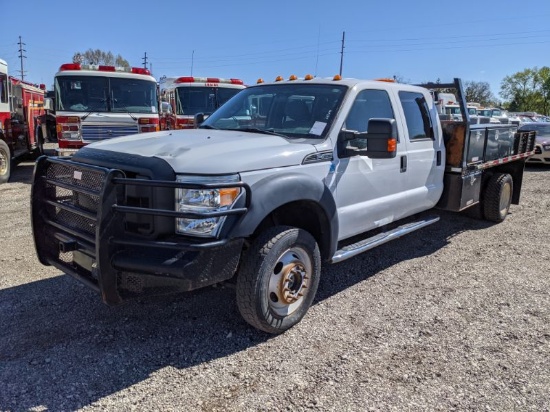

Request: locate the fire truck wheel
(236, 226), (321, 334)
(0, 140), (11, 184)
(483, 173), (513, 223)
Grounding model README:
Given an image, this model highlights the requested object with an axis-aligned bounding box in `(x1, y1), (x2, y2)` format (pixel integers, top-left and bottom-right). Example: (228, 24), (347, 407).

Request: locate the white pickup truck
(31, 76), (536, 333)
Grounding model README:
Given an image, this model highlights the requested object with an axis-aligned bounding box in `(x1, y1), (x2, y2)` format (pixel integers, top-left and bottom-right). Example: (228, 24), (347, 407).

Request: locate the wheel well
(253, 200), (332, 261)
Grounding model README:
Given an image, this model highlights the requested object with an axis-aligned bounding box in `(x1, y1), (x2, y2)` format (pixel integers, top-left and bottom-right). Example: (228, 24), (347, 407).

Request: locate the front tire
(483, 173), (513, 223)
(236, 226), (321, 334)
(0, 139), (11, 184)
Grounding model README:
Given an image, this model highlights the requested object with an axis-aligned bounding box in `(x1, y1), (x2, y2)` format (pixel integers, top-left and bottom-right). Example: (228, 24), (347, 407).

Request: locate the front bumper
(526, 143), (550, 164)
(31, 155), (249, 304)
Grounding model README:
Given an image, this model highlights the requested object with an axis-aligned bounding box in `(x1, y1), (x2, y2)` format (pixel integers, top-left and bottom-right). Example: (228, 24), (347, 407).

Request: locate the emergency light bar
(174, 76), (244, 85)
(59, 63), (151, 76)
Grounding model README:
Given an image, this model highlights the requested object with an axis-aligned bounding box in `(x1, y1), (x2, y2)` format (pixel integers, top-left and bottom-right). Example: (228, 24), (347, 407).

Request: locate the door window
(399, 91), (434, 140)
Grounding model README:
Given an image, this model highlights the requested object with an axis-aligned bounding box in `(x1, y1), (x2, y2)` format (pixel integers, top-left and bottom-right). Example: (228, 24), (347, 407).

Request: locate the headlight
(175, 174), (241, 237)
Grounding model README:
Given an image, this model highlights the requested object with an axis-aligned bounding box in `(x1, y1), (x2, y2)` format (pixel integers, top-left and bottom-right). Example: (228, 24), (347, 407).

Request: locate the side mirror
(365, 118), (398, 159)
(339, 118), (397, 158)
(160, 102), (171, 115)
(194, 112), (206, 126)
(43, 97), (54, 111)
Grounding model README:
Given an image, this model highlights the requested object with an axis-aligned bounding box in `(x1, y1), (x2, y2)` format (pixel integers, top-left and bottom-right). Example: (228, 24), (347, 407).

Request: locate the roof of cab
(250, 76), (428, 93)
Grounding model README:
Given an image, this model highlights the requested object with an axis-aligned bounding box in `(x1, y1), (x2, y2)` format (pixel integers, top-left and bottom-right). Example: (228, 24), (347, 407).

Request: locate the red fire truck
(0, 58), (46, 183)
(53, 63), (160, 156)
(159, 76), (245, 130)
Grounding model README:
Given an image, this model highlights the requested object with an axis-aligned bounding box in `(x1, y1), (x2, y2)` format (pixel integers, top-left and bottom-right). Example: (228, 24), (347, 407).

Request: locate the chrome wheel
(267, 246), (312, 317)
(236, 226), (321, 334)
(0, 146), (8, 176)
(499, 181), (512, 218)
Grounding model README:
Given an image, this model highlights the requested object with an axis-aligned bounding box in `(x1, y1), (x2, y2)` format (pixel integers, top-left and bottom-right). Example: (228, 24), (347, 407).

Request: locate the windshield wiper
(81, 99), (108, 120)
(229, 127), (287, 138)
(198, 124), (218, 130)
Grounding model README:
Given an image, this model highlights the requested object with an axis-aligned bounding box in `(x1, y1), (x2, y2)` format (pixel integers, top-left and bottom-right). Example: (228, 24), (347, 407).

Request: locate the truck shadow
(0, 211), (491, 410)
(9, 161), (36, 184)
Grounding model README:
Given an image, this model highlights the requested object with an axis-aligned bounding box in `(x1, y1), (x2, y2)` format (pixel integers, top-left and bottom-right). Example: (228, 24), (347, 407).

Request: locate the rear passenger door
(396, 90), (444, 212)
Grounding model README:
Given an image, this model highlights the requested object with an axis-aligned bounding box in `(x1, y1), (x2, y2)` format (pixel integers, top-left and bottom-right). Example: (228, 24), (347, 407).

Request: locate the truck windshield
(175, 86), (242, 116)
(201, 83), (347, 139)
(55, 75), (158, 114)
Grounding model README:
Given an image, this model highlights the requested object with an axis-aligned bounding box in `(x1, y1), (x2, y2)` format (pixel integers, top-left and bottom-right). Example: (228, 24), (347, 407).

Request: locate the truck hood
(81, 129), (319, 174)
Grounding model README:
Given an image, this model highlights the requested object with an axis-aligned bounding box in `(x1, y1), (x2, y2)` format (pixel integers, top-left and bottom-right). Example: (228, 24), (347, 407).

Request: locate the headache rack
(31, 156), (250, 303)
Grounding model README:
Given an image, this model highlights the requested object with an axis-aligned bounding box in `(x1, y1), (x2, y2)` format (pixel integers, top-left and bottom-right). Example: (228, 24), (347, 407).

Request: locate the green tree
(500, 67), (550, 114)
(464, 81), (495, 106)
(72, 49), (130, 68)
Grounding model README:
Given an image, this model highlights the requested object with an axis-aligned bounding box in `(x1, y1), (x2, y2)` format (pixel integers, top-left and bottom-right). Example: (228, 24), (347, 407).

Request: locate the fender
(229, 172), (340, 257)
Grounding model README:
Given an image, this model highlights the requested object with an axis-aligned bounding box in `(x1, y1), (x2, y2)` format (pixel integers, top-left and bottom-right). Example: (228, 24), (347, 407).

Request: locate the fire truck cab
(54, 63), (160, 156)
(0, 58), (46, 183)
(159, 76), (245, 130)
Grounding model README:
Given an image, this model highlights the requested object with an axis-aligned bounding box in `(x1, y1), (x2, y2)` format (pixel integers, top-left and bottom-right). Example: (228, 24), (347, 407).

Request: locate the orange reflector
(139, 118), (151, 124)
(67, 116), (80, 123)
(219, 188), (240, 206)
(275, 76), (284, 82)
(288, 74), (297, 81)
(257, 78), (264, 84)
(333, 75), (342, 81)
(387, 138), (397, 152)
(375, 78), (395, 82)
(304, 74), (314, 80)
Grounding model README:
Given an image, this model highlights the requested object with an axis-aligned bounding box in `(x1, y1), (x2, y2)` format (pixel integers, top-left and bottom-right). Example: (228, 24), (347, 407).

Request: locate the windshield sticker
(151, 106), (157, 113)
(309, 121), (326, 136)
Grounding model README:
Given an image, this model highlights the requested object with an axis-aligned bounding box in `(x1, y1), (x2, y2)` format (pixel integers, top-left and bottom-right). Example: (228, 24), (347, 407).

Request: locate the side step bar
(331, 215), (440, 263)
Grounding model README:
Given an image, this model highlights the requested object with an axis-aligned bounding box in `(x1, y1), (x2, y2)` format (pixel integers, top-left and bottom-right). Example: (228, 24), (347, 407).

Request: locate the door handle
(400, 155), (407, 173)
(436, 150), (442, 166)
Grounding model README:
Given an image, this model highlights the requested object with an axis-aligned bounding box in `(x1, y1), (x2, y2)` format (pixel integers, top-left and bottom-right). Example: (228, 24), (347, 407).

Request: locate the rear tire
(483, 173), (513, 223)
(0, 139), (11, 184)
(236, 226), (321, 334)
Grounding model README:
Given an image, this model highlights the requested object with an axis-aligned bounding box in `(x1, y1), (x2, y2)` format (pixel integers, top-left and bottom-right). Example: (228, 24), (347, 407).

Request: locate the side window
(339, 89), (395, 158)
(0, 74), (7, 103)
(344, 89), (395, 132)
(399, 91), (434, 140)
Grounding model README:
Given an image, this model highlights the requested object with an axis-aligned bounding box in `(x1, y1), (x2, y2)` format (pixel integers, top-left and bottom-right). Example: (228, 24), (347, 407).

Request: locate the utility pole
(142, 52), (148, 69)
(18, 35), (27, 80)
(339, 31), (345, 77)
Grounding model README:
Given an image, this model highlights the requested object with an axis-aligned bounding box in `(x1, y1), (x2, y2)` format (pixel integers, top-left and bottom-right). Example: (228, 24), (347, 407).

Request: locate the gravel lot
(1, 150), (549, 411)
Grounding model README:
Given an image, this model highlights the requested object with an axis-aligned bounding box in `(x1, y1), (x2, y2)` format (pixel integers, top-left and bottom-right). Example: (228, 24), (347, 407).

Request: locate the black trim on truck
(31, 155), (250, 304)
(228, 172), (339, 260)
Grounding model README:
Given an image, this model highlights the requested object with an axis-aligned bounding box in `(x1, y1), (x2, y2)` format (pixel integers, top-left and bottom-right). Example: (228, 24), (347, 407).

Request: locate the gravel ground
(1, 149), (549, 411)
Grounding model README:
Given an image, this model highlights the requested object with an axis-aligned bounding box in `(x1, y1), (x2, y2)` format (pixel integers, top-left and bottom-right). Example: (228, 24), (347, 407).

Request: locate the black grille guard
(31, 155), (251, 303)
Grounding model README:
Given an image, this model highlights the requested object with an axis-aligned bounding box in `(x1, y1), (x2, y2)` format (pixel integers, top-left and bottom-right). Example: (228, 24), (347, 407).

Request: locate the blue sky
(1, 0), (549, 101)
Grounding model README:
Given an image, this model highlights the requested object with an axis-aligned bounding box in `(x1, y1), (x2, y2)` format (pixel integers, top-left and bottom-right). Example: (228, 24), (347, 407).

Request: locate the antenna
(191, 50), (195, 76)
(18, 35), (27, 80)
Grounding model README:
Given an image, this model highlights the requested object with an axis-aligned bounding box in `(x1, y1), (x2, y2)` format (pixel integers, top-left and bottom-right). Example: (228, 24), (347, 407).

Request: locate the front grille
(45, 162), (104, 235)
(82, 124), (139, 142)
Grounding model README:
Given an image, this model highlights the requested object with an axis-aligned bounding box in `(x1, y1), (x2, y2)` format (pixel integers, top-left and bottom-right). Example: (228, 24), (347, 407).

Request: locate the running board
(331, 215), (440, 263)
